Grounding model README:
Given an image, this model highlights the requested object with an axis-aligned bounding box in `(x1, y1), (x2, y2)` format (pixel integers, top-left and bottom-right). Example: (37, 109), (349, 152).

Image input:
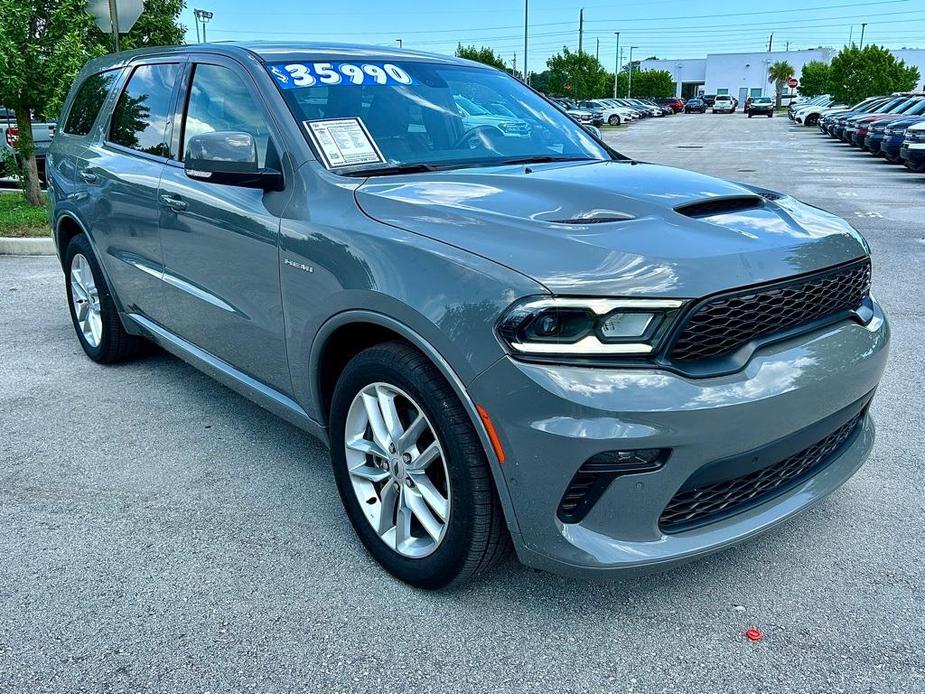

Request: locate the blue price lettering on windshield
(267, 62), (414, 89)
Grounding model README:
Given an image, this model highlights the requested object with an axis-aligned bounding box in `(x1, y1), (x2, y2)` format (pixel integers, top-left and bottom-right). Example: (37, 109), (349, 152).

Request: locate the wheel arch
(310, 310), (522, 539)
(54, 212), (131, 319)
(54, 212), (89, 267)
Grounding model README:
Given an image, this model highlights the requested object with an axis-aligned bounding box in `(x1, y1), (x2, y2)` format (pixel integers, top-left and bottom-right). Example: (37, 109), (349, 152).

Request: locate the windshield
(268, 60), (610, 174)
(753, 97), (772, 104)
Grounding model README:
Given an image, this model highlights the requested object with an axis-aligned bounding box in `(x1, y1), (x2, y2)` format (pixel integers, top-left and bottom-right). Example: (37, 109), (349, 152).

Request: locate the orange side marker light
(476, 404), (506, 464)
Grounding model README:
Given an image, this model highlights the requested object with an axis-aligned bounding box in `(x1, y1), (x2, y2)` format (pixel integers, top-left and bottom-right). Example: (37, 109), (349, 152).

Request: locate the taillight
(5, 127), (18, 148)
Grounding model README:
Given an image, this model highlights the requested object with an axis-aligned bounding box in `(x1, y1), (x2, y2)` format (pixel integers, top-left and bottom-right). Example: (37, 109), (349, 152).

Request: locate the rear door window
(109, 63), (180, 157)
(64, 70), (118, 136)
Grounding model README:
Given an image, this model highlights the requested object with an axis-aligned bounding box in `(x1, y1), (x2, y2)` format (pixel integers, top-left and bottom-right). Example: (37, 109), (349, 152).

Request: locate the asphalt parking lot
(2, 113), (923, 692)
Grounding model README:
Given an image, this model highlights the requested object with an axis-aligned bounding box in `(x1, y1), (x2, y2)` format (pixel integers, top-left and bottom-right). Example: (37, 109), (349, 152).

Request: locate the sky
(180, 0), (925, 75)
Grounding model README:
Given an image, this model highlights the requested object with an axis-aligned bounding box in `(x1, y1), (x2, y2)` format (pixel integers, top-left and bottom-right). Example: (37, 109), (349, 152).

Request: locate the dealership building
(640, 48), (925, 101)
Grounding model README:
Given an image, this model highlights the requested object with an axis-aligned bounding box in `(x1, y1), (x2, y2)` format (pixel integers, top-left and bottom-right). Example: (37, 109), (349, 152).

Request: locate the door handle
(78, 170), (98, 184)
(159, 194), (188, 212)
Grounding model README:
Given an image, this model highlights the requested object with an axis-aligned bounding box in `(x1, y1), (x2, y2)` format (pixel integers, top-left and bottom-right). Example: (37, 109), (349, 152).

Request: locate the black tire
(608, 114), (620, 126)
(768, 113), (773, 118)
(748, 113), (752, 118)
(330, 341), (511, 589)
(64, 234), (144, 364)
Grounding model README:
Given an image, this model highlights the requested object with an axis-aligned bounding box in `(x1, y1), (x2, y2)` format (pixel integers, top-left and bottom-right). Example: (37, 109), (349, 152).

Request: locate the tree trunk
(13, 104), (42, 206)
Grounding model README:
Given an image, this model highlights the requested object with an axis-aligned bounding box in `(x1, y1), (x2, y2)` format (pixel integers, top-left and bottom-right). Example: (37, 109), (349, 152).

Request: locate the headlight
(497, 297), (685, 358)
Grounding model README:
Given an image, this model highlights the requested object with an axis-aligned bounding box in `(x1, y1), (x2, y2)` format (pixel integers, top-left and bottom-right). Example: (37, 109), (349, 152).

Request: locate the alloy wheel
(70, 253), (102, 347)
(343, 382), (450, 558)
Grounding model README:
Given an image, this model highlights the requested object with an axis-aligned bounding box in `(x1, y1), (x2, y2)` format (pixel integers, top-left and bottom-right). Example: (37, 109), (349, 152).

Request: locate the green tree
(455, 44), (507, 72)
(545, 47), (611, 100)
(798, 60), (831, 98)
(529, 70), (552, 94)
(828, 44), (920, 104)
(0, 0), (184, 205)
(628, 69), (675, 99)
(767, 60), (796, 108)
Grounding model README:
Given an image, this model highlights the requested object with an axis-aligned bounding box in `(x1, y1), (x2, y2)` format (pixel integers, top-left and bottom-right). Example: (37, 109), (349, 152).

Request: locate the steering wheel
(453, 125), (505, 152)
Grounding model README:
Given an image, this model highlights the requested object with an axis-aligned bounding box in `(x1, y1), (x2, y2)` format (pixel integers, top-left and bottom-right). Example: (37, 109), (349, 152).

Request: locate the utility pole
(596, 38), (599, 60)
(619, 48), (625, 96)
(859, 23), (867, 49)
(513, 52), (517, 78)
(396, 39), (402, 48)
(578, 8), (584, 54)
(194, 10), (201, 43)
(848, 25), (854, 46)
(628, 45), (637, 98)
(613, 32), (620, 98)
(523, 0), (529, 86)
(785, 41), (790, 52)
(767, 33), (773, 52)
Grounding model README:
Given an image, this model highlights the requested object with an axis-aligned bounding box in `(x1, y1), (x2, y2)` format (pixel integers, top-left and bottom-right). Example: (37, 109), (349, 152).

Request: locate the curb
(0, 237), (55, 256)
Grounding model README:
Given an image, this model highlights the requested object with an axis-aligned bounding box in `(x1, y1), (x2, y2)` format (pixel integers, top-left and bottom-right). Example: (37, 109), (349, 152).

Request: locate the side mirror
(584, 125), (603, 139)
(184, 131), (282, 190)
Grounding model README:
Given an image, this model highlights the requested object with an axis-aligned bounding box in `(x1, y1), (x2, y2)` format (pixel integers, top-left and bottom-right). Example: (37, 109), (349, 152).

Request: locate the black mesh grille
(659, 412), (864, 533)
(669, 259), (871, 362)
(558, 450), (666, 523)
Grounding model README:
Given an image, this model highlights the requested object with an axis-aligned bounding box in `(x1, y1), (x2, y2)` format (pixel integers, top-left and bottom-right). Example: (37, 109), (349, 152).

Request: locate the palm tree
(767, 61), (795, 109)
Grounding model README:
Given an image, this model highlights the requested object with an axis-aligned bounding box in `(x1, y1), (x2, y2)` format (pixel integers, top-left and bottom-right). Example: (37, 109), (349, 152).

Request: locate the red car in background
(657, 97), (685, 113)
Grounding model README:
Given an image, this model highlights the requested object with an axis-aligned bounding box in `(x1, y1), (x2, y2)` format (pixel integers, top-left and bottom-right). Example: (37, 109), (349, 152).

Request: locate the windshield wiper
(490, 155), (598, 166)
(341, 163), (441, 177)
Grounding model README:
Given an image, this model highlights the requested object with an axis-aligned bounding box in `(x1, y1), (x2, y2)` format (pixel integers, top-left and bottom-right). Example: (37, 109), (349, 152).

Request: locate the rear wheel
(64, 234), (144, 363)
(330, 341), (510, 589)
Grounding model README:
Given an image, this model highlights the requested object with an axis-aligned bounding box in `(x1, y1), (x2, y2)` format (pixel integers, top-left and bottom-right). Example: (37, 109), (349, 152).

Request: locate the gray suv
(48, 44), (889, 589)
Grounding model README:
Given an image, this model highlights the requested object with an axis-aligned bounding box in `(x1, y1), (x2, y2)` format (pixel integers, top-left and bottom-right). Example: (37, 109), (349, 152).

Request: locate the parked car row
(807, 91), (925, 173)
(549, 97), (677, 127)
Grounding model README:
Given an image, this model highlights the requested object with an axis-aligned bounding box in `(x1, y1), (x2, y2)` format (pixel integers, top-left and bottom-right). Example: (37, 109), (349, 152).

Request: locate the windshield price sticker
(268, 62), (413, 89)
(304, 118), (384, 169)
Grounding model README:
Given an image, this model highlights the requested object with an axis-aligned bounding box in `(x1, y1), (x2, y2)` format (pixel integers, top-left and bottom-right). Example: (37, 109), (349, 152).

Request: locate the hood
(355, 160), (868, 298)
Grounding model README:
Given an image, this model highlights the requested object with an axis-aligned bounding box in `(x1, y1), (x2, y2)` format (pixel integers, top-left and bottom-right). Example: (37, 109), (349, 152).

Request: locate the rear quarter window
(64, 70), (119, 136)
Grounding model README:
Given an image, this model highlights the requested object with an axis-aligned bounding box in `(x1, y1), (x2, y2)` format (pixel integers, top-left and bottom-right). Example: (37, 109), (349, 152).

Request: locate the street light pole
(396, 39), (402, 48)
(194, 9), (213, 43)
(613, 32), (620, 98)
(628, 46), (638, 98)
(859, 23), (867, 49)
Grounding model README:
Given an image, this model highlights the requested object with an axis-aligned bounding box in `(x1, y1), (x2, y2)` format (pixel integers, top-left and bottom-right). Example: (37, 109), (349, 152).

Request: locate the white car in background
(712, 95), (735, 113)
(794, 104), (847, 127)
(577, 99), (636, 126)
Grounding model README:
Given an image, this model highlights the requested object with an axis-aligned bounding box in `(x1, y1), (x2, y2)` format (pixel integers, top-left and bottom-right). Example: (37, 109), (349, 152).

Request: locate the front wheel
(330, 341), (510, 589)
(608, 114), (620, 126)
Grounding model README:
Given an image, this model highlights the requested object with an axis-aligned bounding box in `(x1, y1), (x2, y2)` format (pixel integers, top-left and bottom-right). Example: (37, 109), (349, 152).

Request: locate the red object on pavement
(745, 627), (764, 641)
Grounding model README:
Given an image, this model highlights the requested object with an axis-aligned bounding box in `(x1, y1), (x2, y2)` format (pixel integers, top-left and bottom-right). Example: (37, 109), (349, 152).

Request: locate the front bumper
(902, 141), (925, 167)
(866, 133), (885, 154)
(470, 301), (889, 576)
(882, 136), (906, 160)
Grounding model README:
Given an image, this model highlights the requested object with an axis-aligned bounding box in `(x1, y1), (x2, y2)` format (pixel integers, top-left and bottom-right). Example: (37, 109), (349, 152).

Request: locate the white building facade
(640, 48), (925, 101)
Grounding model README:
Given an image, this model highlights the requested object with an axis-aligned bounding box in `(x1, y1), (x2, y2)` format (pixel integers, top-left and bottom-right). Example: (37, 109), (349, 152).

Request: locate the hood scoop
(675, 195), (764, 218)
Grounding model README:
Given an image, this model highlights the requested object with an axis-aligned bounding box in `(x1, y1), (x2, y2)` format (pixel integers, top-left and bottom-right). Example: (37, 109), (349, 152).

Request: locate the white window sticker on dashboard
(304, 118), (384, 169)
